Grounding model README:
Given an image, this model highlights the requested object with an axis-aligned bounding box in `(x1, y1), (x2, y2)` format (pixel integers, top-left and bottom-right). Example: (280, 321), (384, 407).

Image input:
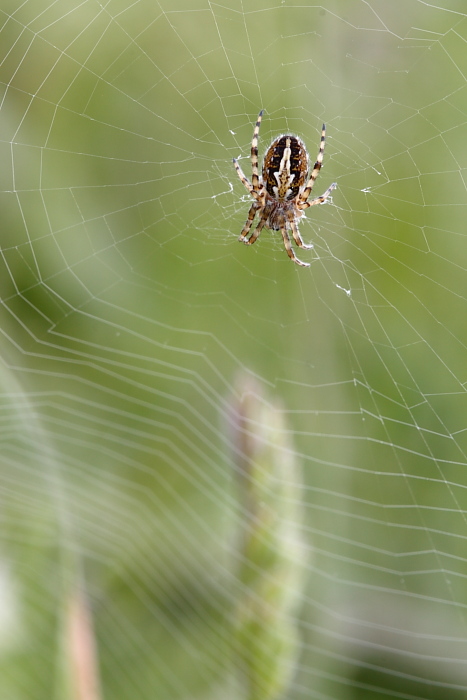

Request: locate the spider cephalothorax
(233, 110), (337, 267)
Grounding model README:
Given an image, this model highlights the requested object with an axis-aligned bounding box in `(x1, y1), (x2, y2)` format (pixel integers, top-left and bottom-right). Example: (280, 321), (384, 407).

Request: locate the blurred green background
(1, 0), (467, 698)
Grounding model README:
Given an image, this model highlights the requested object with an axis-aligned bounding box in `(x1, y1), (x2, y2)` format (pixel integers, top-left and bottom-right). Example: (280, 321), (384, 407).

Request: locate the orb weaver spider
(233, 111), (337, 266)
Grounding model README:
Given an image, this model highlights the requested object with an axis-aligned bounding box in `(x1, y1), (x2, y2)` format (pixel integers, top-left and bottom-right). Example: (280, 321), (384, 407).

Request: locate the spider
(233, 110), (337, 267)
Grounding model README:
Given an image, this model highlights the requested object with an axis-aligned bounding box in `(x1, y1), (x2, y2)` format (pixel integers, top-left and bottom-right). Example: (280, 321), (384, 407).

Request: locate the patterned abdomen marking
(262, 135), (309, 200)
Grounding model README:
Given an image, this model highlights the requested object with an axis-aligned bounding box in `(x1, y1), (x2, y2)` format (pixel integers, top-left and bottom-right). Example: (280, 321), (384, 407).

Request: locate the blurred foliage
(231, 376), (306, 699)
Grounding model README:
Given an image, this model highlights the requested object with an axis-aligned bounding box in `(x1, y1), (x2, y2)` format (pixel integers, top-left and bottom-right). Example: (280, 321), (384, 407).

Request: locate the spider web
(1, 1), (467, 698)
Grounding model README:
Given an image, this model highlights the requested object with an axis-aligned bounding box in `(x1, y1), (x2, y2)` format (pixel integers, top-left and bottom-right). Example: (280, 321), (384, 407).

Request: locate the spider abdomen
(262, 135), (309, 201)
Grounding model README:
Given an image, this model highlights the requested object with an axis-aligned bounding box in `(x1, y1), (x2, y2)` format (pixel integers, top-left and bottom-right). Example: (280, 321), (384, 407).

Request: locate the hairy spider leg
(286, 209), (313, 250)
(300, 181), (337, 210)
(245, 217), (266, 245)
(298, 123), (326, 202)
(238, 202), (260, 242)
(280, 225), (309, 267)
(233, 158), (254, 195)
(251, 109), (264, 191)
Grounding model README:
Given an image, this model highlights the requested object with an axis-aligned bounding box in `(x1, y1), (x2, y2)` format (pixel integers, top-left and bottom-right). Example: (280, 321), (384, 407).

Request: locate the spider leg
(287, 209), (313, 250)
(238, 202), (260, 242)
(298, 124), (329, 204)
(280, 226), (310, 267)
(233, 158), (255, 195)
(299, 181), (337, 210)
(251, 109), (264, 191)
(245, 216), (266, 245)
